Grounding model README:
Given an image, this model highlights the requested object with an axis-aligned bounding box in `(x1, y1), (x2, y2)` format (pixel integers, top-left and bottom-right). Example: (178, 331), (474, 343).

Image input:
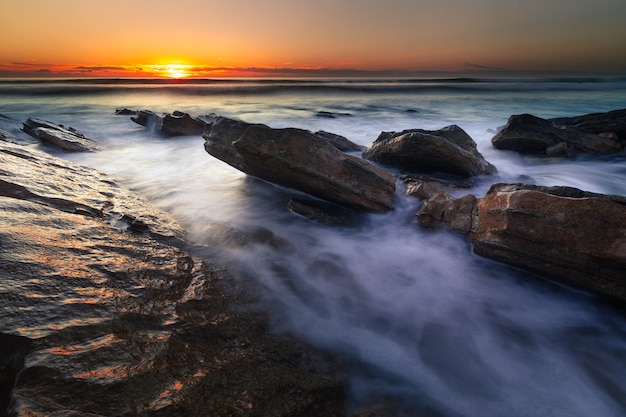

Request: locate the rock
(160, 111), (207, 136)
(315, 111), (352, 118)
(492, 112), (623, 155)
(314, 130), (366, 152)
(416, 183), (626, 303)
(550, 108), (626, 139)
(131, 110), (210, 137)
(235, 125), (396, 212)
(0, 140), (347, 416)
(114, 108), (138, 115)
(401, 175), (474, 200)
(416, 192), (477, 232)
(204, 117), (396, 213)
(131, 109), (162, 129)
(203, 116), (263, 171)
(22, 118), (99, 152)
(363, 125), (497, 178)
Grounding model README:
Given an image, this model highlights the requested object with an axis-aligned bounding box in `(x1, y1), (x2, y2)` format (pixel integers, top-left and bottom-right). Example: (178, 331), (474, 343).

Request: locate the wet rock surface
(0, 140), (348, 416)
(417, 183), (626, 303)
(129, 110), (214, 137)
(204, 117), (396, 213)
(22, 118), (99, 152)
(492, 109), (626, 156)
(363, 125), (496, 178)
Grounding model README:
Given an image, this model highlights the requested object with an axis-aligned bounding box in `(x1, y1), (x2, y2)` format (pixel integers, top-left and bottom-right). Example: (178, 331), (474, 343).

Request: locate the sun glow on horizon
(164, 64), (190, 79)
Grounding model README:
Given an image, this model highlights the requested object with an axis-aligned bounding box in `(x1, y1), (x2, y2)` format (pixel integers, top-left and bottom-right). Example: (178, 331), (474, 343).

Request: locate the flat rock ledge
(492, 109), (626, 156)
(417, 183), (626, 303)
(22, 118), (100, 152)
(0, 140), (351, 417)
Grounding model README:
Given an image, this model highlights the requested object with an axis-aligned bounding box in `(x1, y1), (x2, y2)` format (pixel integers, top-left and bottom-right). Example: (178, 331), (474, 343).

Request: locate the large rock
(204, 117), (396, 213)
(22, 118), (99, 152)
(417, 183), (626, 303)
(0, 140), (346, 416)
(492, 111), (625, 155)
(363, 125), (496, 178)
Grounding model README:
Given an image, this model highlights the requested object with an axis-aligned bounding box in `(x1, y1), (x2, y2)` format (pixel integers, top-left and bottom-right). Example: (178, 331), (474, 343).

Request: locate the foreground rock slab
(492, 109), (626, 156)
(417, 183), (626, 303)
(363, 125), (497, 178)
(22, 118), (99, 152)
(204, 117), (396, 213)
(0, 141), (346, 416)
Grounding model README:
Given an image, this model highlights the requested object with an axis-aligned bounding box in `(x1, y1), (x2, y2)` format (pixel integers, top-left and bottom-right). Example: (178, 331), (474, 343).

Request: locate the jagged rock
(416, 183), (626, 302)
(131, 109), (162, 129)
(161, 111), (207, 136)
(131, 110), (211, 137)
(314, 130), (365, 152)
(401, 175), (474, 200)
(203, 116), (262, 171)
(204, 117), (396, 213)
(0, 140), (346, 416)
(550, 108), (626, 139)
(114, 108), (138, 115)
(363, 125), (497, 178)
(492, 111), (624, 155)
(22, 118), (99, 152)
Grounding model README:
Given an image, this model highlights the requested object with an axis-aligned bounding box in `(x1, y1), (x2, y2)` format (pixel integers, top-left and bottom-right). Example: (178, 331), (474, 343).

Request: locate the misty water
(2, 77), (626, 416)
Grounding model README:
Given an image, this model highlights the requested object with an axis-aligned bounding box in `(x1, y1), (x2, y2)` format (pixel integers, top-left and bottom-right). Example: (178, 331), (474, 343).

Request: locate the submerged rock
(363, 125), (496, 178)
(492, 110), (625, 155)
(204, 117), (396, 213)
(22, 118), (99, 152)
(0, 140), (347, 416)
(287, 197), (364, 227)
(416, 183), (626, 303)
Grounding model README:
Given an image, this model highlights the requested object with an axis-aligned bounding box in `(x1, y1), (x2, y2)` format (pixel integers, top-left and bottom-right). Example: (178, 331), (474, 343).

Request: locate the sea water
(2, 77), (626, 416)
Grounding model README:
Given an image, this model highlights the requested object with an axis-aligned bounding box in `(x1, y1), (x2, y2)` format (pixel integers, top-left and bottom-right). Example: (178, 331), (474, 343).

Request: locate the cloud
(73, 66), (127, 72)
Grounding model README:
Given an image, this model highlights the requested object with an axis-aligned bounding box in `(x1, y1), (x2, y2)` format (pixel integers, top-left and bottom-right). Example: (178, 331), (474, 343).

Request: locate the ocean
(2, 76), (626, 416)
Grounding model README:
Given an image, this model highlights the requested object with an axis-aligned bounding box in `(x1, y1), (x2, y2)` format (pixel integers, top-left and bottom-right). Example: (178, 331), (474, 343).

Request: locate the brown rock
(492, 113), (623, 155)
(22, 118), (99, 152)
(550, 108), (626, 139)
(363, 125), (496, 178)
(234, 125), (396, 212)
(416, 183), (626, 302)
(160, 111), (207, 136)
(204, 118), (396, 213)
(131, 110), (209, 137)
(0, 140), (347, 416)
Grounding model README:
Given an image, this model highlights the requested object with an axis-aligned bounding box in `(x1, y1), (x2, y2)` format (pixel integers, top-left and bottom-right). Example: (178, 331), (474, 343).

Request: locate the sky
(1, 0), (626, 78)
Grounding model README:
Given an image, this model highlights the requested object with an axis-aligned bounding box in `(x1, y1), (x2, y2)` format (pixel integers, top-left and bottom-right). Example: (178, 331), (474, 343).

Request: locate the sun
(164, 64), (190, 79)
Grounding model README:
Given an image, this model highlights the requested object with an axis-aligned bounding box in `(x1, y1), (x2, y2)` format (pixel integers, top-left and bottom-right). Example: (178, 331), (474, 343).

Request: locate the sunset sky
(1, 0), (625, 78)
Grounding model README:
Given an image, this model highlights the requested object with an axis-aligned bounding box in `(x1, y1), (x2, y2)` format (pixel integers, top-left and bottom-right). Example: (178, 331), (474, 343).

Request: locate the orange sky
(1, 0), (626, 78)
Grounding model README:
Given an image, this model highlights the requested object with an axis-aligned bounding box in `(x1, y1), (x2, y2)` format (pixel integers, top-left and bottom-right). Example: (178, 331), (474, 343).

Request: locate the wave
(1, 76), (625, 97)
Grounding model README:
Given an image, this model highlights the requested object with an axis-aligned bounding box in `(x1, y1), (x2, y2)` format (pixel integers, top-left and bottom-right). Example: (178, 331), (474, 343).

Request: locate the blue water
(2, 77), (626, 416)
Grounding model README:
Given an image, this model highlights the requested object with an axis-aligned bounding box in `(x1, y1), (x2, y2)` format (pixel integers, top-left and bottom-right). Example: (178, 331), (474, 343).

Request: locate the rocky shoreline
(1, 107), (625, 415)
